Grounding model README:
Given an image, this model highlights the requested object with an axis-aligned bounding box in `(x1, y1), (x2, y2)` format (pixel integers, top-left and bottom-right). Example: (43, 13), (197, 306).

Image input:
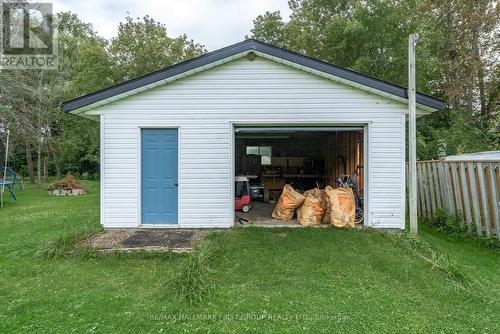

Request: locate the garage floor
(235, 201), (328, 228)
(235, 201), (300, 227)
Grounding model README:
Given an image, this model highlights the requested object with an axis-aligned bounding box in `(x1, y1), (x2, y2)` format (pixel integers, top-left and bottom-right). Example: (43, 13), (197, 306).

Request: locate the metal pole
(408, 33), (419, 235)
(1, 129), (10, 208)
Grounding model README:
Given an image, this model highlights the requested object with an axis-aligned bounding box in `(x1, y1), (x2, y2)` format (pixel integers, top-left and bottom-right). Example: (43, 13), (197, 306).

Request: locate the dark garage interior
(234, 126), (365, 225)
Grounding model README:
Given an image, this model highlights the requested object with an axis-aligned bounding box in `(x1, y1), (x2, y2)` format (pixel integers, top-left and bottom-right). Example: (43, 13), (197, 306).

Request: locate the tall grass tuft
(35, 227), (99, 259)
(392, 232), (477, 290)
(166, 240), (217, 304)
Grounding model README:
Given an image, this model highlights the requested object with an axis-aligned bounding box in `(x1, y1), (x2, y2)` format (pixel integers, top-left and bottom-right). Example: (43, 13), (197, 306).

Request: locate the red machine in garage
(235, 176), (252, 213)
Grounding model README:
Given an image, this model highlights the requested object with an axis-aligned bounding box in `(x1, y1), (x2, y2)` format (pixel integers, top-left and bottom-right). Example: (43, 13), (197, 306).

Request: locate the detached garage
(62, 39), (444, 230)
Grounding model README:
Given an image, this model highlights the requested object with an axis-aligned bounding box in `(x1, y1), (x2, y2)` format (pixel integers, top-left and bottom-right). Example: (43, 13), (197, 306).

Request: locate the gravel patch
(85, 229), (208, 251)
(86, 230), (135, 249)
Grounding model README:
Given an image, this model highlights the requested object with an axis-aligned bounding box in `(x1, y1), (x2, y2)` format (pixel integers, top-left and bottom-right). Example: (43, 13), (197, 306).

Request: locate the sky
(53, 0), (291, 50)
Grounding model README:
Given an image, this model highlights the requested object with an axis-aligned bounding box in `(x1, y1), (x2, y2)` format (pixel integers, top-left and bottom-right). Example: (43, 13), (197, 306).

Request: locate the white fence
(413, 160), (500, 239)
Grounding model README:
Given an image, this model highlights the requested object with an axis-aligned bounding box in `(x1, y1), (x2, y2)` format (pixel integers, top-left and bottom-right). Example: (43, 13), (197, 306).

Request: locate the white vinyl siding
(90, 57), (407, 229)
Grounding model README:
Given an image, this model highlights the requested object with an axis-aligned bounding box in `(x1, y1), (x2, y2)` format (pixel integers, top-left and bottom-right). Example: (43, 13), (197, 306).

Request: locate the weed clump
(35, 227), (99, 259)
(166, 240), (217, 304)
(392, 233), (477, 290)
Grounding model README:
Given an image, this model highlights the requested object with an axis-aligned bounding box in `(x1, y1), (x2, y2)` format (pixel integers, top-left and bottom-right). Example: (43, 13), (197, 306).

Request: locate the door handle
(175, 183), (178, 186)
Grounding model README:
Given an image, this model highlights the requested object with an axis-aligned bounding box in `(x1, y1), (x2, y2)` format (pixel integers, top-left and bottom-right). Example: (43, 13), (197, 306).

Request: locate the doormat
(123, 230), (198, 248)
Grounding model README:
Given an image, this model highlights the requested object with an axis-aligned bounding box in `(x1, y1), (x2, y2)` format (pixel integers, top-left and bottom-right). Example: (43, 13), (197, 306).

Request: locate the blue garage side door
(141, 129), (178, 225)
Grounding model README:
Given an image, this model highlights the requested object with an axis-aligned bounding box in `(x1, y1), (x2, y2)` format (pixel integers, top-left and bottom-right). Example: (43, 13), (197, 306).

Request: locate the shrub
(426, 208), (464, 234)
(423, 209), (499, 251)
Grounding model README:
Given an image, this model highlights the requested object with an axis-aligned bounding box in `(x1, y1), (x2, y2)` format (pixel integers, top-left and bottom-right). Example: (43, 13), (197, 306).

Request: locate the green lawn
(0, 182), (498, 333)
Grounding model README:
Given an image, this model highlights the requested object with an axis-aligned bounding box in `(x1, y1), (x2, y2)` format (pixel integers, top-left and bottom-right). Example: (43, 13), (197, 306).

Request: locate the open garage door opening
(234, 126), (366, 227)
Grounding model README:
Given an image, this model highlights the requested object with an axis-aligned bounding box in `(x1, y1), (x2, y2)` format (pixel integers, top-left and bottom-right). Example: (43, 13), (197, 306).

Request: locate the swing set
(1, 129), (24, 207)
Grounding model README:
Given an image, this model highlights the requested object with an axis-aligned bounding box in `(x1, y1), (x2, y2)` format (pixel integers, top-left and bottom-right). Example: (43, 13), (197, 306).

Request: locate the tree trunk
(471, 21), (479, 118)
(51, 148), (61, 178)
(43, 156), (48, 183)
(478, 65), (487, 124)
(466, 79), (474, 115)
(446, 6), (460, 111)
(472, 0), (487, 126)
(25, 141), (35, 184)
(37, 141), (42, 187)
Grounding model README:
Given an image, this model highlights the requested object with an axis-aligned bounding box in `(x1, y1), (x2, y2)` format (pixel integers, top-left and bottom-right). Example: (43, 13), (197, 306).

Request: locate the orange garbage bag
(324, 186), (355, 228)
(322, 190), (331, 225)
(304, 188), (330, 225)
(303, 188), (326, 205)
(297, 191), (325, 226)
(272, 184), (306, 221)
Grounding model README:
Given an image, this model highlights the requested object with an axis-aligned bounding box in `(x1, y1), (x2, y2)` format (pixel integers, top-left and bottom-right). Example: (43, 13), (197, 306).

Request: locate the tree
(250, 0), (500, 158)
(418, 0), (500, 153)
(50, 12), (114, 178)
(0, 12), (113, 183)
(57, 12), (114, 98)
(109, 15), (206, 81)
(0, 68), (58, 185)
(251, 0), (442, 87)
(250, 11), (287, 47)
(1, 12), (208, 180)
